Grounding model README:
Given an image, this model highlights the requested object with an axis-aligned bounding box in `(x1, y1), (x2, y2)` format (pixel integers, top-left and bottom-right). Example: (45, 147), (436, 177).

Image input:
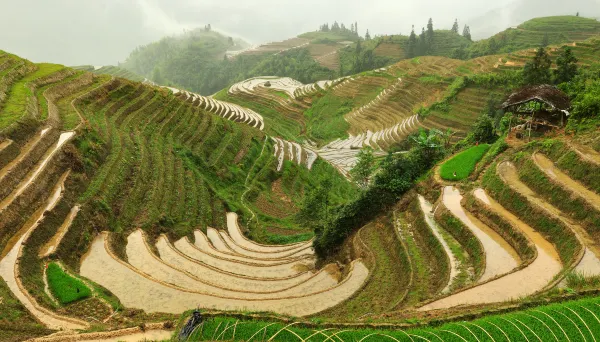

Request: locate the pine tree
(418, 27), (427, 55)
(541, 33), (549, 47)
(426, 18), (434, 53)
(365, 29), (371, 40)
(523, 46), (552, 85)
(576, 12), (580, 17)
(462, 25), (472, 41)
(355, 22), (358, 36)
(407, 25), (417, 58)
(554, 46), (579, 84)
(451, 19), (459, 34)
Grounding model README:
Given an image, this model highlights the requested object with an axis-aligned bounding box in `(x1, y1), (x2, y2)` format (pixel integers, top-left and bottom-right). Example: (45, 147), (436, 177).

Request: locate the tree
(451, 19), (459, 34)
(523, 46), (552, 85)
(462, 25), (472, 41)
(228, 37), (234, 46)
(426, 18), (434, 50)
(296, 179), (333, 228)
(152, 66), (165, 84)
(411, 129), (444, 160)
(365, 29), (371, 40)
(407, 25), (417, 58)
(350, 147), (376, 189)
(554, 46), (579, 84)
(472, 115), (496, 143)
(541, 33), (549, 47)
(576, 12), (580, 17)
(418, 27), (427, 55)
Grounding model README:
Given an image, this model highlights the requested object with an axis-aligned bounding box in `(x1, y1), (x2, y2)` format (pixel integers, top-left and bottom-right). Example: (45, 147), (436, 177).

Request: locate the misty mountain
(468, 0), (600, 39)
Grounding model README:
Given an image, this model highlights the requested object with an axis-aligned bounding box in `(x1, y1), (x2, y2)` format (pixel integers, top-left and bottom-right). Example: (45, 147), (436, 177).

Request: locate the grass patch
(440, 144), (490, 181)
(304, 92), (352, 144)
(46, 263), (91, 305)
(0, 63), (64, 129)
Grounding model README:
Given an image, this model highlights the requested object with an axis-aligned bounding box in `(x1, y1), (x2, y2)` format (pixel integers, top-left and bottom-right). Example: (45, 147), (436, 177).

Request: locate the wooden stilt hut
(501, 84), (571, 141)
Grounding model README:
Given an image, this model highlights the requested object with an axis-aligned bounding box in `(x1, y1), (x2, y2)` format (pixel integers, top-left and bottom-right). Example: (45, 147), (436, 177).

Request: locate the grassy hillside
(468, 16), (600, 58)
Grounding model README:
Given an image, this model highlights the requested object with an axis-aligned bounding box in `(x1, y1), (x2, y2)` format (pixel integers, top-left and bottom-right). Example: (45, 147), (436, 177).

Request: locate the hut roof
(502, 84), (571, 112)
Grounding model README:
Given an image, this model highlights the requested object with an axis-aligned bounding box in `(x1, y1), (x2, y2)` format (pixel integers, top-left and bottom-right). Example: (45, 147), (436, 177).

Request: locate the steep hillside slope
(0, 50), (363, 338)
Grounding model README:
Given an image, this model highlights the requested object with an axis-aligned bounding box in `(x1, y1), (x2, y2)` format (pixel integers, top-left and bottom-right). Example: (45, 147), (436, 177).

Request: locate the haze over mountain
(468, 0), (600, 39)
(0, 0), (520, 66)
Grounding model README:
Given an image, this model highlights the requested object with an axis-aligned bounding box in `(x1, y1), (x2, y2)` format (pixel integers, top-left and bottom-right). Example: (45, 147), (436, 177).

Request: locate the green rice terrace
(0, 12), (600, 342)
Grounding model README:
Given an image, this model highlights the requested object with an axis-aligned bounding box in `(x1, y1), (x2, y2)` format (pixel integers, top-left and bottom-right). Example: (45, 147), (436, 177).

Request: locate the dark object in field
(264, 81), (272, 87)
(179, 310), (203, 340)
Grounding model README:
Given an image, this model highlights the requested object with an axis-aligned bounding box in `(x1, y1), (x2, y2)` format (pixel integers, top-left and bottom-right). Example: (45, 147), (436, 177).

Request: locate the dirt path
(0, 131), (74, 212)
(26, 324), (172, 342)
(417, 195), (459, 293)
(568, 142), (600, 166)
(81, 233), (368, 316)
(0, 172), (88, 330)
(419, 189), (561, 311)
(533, 153), (600, 213)
(442, 186), (520, 282)
(498, 161), (600, 276)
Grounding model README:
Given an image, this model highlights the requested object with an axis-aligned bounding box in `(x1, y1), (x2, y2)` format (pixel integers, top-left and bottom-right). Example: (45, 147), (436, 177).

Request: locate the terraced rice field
(80, 216), (368, 316)
(2, 33), (600, 340)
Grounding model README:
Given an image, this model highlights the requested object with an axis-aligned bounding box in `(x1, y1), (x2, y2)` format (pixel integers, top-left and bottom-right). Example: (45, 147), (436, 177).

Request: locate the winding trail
(0, 172), (88, 330)
(498, 161), (600, 276)
(419, 189), (561, 311)
(442, 186), (519, 282)
(533, 153), (600, 213)
(417, 195), (459, 293)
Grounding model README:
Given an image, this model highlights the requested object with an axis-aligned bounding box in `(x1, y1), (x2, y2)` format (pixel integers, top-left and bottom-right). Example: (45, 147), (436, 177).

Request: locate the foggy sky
(0, 0), (597, 66)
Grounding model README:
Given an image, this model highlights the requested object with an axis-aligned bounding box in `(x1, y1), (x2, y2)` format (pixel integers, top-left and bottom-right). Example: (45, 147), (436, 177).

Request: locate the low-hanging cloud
(0, 0), (597, 66)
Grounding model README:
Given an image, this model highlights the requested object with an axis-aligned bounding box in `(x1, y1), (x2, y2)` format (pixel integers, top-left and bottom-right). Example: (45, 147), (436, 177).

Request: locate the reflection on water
(442, 186), (519, 282)
(419, 188), (561, 311)
(417, 195), (459, 293)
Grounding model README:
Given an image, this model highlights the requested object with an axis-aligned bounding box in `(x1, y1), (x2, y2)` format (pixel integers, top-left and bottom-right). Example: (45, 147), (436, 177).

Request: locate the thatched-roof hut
(502, 84), (571, 114)
(502, 85), (572, 139)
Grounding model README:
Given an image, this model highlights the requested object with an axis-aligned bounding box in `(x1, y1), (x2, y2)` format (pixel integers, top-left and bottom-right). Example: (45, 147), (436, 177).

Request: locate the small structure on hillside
(501, 84), (571, 140)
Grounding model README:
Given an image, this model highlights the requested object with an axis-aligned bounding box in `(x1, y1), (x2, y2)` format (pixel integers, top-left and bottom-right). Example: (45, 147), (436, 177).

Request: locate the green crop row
(181, 295), (600, 341)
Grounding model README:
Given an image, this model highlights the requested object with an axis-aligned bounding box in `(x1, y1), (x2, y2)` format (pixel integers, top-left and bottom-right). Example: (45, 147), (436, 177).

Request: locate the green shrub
(440, 144), (490, 180)
(46, 263), (91, 305)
